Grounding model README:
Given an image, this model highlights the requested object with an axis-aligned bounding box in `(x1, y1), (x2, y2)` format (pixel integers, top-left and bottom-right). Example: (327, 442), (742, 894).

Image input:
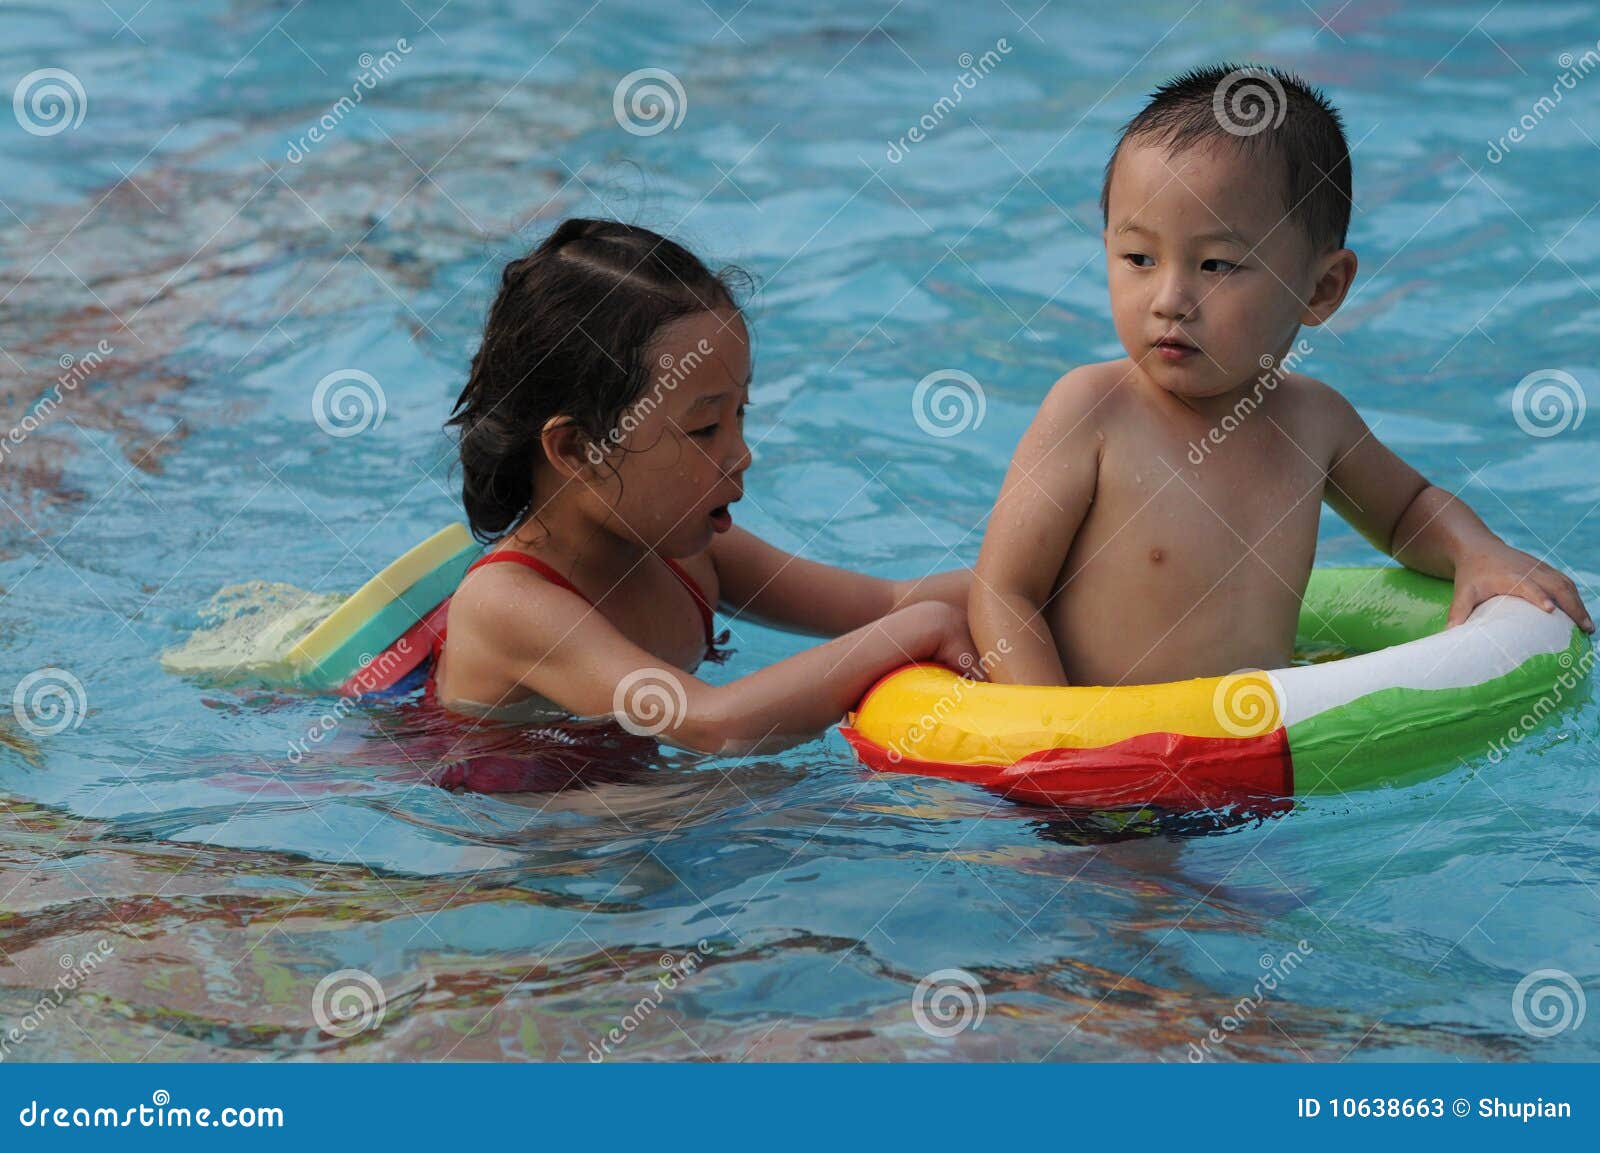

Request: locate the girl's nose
(727, 433), (753, 476)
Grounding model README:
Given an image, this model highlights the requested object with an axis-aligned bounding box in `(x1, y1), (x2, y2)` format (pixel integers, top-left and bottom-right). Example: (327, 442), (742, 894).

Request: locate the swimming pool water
(2, 0), (1597, 1061)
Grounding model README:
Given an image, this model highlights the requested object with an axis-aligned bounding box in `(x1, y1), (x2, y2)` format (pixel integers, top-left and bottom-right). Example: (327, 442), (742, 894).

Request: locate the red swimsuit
(429, 549), (719, 673)
(426, 550), (721, 794)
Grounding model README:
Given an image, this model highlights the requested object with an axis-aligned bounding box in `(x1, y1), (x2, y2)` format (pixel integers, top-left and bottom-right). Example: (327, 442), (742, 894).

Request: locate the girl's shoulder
(446, 550), (595, 653)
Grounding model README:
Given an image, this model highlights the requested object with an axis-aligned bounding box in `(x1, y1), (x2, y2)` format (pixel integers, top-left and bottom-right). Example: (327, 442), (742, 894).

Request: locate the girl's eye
(735, 403), (747, 420)
(1202, 258), (1239, 273)
(1124, 253), (1154, 269)
(689, 423), (718, 439)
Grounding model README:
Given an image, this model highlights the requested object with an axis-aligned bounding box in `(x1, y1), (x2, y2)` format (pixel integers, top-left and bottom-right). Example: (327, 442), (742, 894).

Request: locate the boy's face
(1103, 138), (1329, 400)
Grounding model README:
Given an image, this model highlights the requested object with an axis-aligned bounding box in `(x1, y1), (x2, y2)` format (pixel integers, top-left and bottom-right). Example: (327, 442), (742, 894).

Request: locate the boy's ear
(540, 416), (600, 481)
(1301, 247), (1358, 327)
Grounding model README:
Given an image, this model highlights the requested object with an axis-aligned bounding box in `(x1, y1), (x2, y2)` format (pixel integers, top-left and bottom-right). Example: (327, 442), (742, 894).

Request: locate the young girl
(430, 218), (975, 757)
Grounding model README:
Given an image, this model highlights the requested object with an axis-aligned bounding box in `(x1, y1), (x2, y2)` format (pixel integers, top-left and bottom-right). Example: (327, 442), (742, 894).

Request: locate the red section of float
(840, 725), (1293, 810)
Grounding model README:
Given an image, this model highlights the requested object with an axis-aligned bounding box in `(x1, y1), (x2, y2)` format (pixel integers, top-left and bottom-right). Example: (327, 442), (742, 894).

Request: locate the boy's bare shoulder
(1274, 369), (1364, 423)
(1269, 370), (1365, 458)
(1036, 358), (1137, 427)
(1265, 367), (1352, 408)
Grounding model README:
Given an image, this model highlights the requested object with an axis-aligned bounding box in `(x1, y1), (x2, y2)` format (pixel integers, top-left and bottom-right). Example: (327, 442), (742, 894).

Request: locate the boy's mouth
(1154, 335), (1199, 363)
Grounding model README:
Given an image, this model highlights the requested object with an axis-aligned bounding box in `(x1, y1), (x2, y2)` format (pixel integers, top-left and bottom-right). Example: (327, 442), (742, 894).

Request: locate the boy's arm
(1323, 389), (1593, 631)
(709, 526), (969, 638)
(971, 370), (1105, 684)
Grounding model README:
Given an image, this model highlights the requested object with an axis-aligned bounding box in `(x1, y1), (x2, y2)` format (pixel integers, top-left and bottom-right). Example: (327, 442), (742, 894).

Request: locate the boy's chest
(1078, 429), (1329, 589)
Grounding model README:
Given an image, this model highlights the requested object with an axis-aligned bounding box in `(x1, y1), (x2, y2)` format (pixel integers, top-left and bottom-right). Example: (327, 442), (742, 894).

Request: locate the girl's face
(581, 306), (752, 557)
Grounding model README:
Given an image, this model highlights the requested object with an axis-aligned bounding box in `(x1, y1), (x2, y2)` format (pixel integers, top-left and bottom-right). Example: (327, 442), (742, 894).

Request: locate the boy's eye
(1202, 258), (1239, 273)
(1124, 253), (1154, 268)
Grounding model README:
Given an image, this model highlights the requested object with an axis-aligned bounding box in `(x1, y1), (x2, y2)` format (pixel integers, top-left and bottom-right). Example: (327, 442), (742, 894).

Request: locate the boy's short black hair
(1099, 63), (1352, 254)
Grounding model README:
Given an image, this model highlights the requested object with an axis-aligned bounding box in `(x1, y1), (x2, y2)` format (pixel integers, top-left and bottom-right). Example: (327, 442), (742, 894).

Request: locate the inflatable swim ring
(842, 567), (1592, 810)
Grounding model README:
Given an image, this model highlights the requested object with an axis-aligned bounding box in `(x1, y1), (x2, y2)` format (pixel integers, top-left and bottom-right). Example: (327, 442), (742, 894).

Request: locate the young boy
(971, 64), (1592, 687)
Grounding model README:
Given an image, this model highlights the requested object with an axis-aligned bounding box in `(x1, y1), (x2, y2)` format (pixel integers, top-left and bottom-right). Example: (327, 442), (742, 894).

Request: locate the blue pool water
(2, 0), (1597, 1060)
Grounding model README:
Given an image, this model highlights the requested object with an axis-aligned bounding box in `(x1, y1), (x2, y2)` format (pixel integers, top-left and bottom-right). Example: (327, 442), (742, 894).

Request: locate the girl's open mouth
(710, 504), (733, 532)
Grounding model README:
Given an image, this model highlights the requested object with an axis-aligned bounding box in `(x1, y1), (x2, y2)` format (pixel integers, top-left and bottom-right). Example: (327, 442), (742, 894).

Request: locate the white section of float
(1273, 595), (1576, 727)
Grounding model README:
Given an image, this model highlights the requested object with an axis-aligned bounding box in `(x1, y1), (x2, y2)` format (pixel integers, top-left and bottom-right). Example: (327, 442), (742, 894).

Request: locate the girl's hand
(906, 601), (983, 676)
(1449, 544), (1593, 632)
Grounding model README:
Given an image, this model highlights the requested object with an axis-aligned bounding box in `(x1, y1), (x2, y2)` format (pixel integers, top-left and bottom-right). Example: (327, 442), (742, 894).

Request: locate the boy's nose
(1152, 273), (1197, 319)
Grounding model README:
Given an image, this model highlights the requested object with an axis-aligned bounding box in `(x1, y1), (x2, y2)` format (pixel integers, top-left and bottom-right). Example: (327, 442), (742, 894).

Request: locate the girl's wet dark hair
(447, 218), (749, 542)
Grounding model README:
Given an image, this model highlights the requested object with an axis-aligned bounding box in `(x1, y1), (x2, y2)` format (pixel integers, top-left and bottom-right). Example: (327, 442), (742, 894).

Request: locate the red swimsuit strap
(429, 550), (594, 669)
(434, 550), (715, 663)
(463, 549), (595, 605)
(662, 557), (717, 651)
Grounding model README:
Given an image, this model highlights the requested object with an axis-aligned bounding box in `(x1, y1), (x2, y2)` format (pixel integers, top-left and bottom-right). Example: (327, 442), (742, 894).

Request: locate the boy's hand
(1449, 544), (1594, 632)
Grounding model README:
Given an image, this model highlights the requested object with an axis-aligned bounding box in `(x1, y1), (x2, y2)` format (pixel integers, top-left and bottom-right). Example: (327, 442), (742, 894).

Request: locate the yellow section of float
(848, 665), (1282, 766)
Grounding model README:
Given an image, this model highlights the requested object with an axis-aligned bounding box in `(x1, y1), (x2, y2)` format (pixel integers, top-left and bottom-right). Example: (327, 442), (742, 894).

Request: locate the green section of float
(1289, 567), (1592, 794)
(1290, 628), (1590, 793)
(1295, 566), (1451, 652)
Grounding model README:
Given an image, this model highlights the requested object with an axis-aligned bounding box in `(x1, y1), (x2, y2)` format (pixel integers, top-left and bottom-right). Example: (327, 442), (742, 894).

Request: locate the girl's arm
(709, 525), (969, 638)
(450, 575), (978, 756)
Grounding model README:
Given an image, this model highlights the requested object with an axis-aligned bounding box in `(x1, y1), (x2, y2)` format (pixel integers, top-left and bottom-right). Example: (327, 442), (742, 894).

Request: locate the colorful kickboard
(335, 598), (454, 697)
(287, 524), (481, 690)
